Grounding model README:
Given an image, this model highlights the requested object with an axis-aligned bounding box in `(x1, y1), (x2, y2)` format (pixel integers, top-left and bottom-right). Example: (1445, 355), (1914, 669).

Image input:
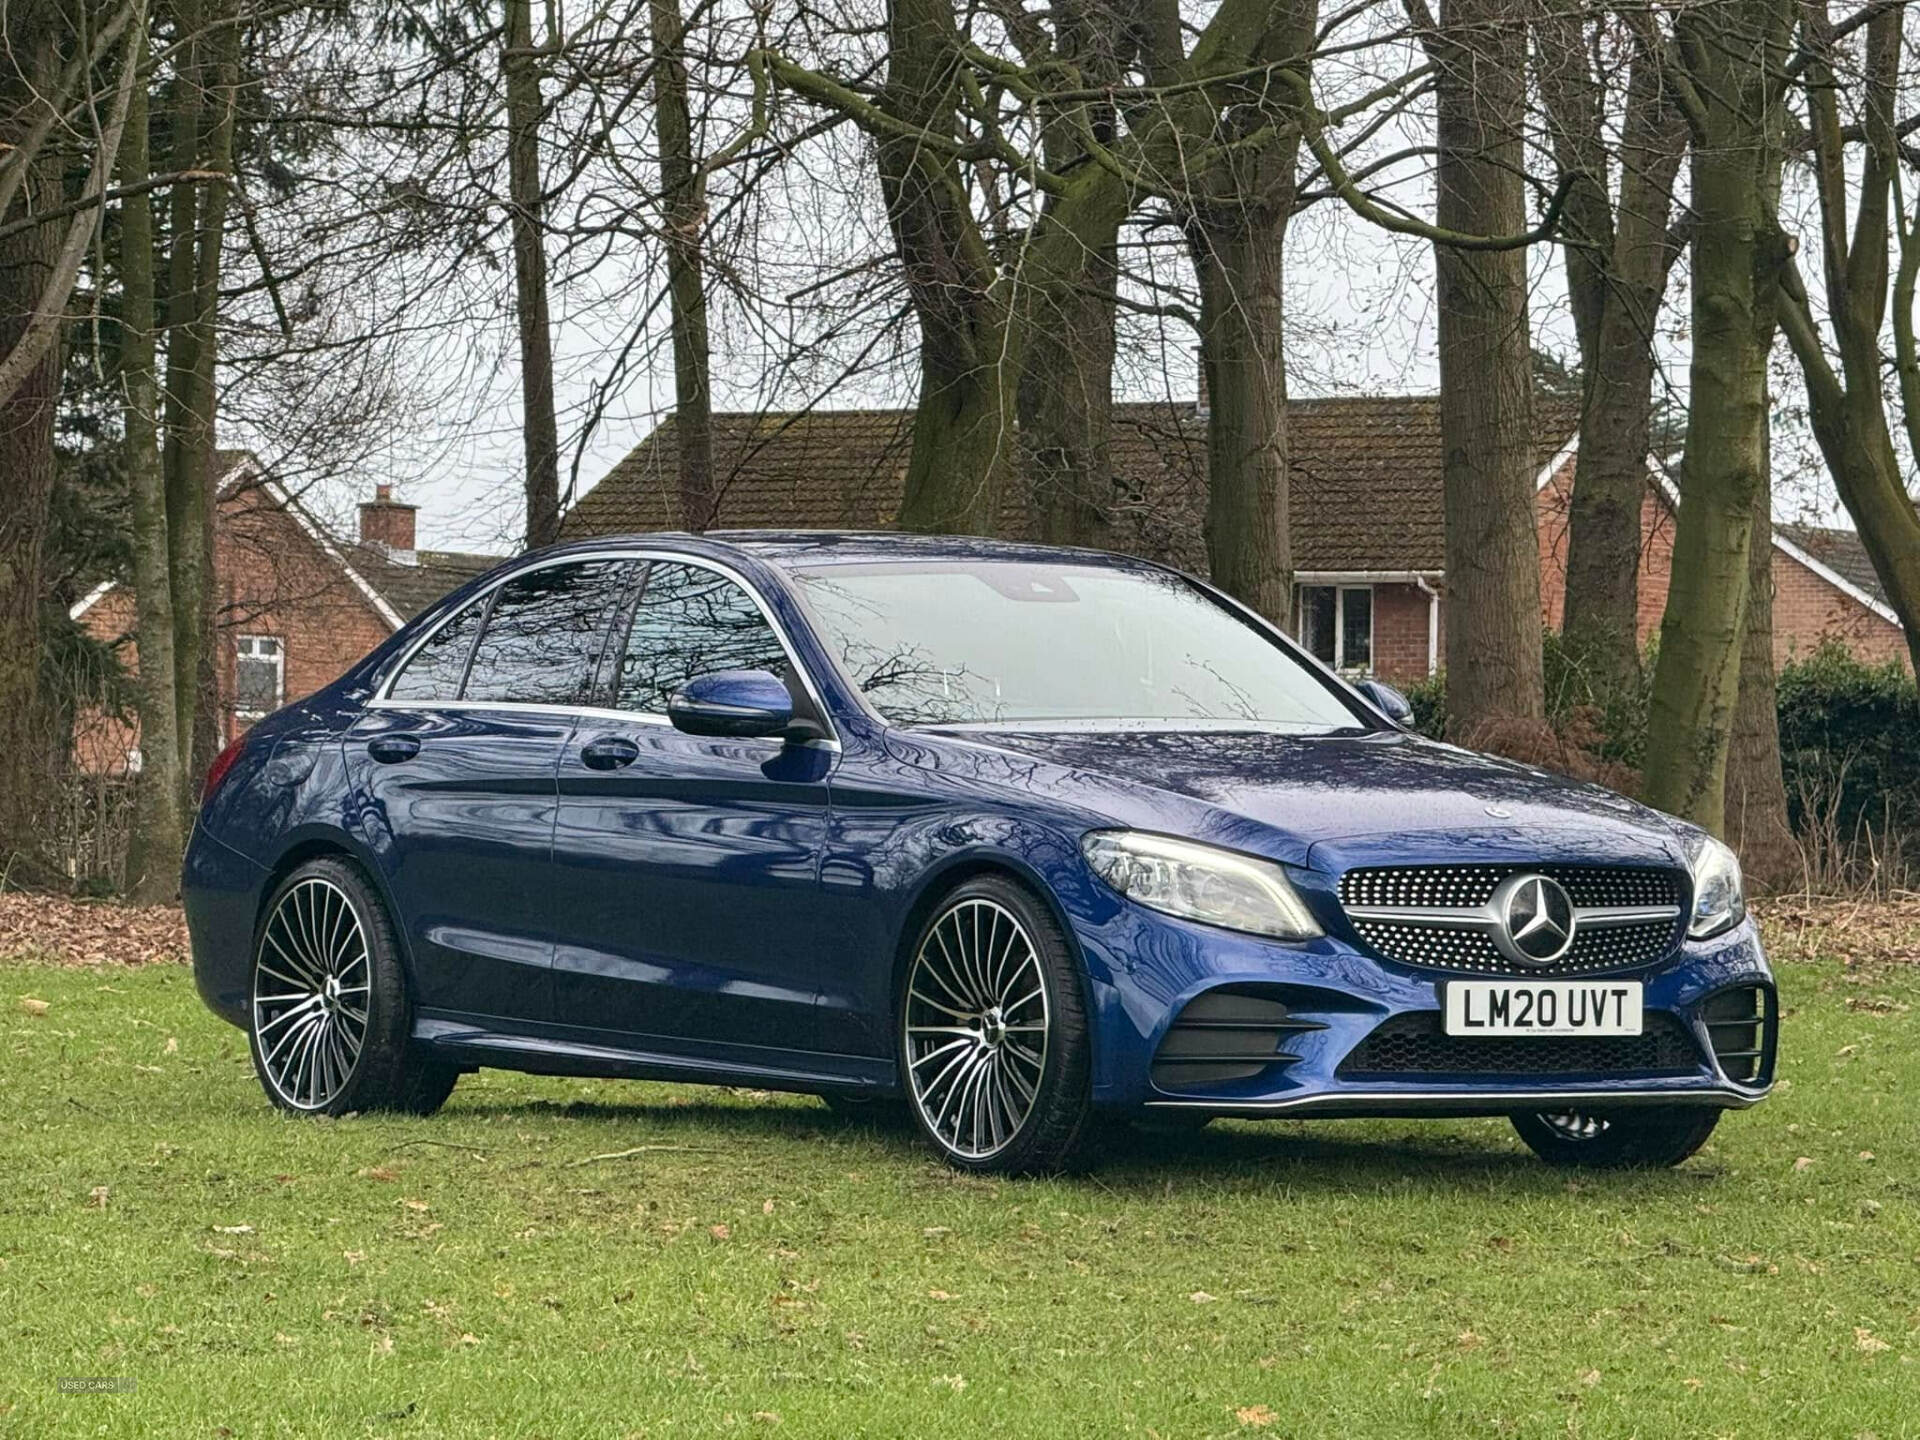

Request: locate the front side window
(793, 560), (1364, 730)
(235, 635), (284, 719)
(616, 562), (790, 714)
(388, 594), (487, 702)
(462, 559), (633, 706)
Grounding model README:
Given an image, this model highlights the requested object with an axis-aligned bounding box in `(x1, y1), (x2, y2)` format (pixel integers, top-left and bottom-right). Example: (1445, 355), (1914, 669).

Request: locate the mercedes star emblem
(1489, 872), (1577, 966)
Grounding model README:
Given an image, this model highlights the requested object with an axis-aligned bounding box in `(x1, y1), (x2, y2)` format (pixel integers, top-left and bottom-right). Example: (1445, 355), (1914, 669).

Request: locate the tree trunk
(163, 6), (238, 789)
(1018, 0), (1124, 550)
(881, 0), (1018, 536)
(1188, 200), (1292, 627)
(0, 27), (63, 859)
(1428, 0), (1543, 736)
(1536, 21), (1686, 692)
(650, 0), (714, 533)
(1642, 0), (1792, 831)
(505, 0), (561, 548)
(1020, 238), (1117, 549)
(121, 26), (187, 902)
(1725, 489), (1801, 890)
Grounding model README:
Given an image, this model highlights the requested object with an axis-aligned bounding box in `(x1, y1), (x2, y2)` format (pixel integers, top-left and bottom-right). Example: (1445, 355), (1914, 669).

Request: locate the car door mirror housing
(668, 669), (797, 739)
(1356, 678), (1415, 728)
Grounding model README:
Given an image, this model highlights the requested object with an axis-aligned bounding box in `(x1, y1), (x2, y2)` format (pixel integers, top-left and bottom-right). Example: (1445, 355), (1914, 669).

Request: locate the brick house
(73, 452), (500, 773)
(564, 399), (1909, 686)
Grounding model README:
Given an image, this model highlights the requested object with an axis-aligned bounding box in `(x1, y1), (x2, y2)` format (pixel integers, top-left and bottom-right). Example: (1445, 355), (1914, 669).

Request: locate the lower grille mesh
(1337, 1011), (1701, 1078)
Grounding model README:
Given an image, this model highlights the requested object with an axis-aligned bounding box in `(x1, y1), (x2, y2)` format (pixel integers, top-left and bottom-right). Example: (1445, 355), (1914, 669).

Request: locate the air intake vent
(1150, 987), (1326, 1093)
(1702, 985), (1776, 1085)
(1337, 1011), (1701, 1078)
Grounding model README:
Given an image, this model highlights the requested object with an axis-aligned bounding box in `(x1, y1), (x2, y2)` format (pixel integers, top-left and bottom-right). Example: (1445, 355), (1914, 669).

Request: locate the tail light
(201, 733), (249, 803)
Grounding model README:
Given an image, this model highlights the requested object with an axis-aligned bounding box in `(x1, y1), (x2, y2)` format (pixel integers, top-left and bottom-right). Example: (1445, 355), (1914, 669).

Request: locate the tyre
(897, 875), (1096, 1175)
(249, 857), (459, 1117)
(1510, 1106), (1720, 1169)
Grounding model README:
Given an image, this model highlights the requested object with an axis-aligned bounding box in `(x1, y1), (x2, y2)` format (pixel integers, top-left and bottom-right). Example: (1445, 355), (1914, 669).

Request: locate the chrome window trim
(368, 548), (841, 748)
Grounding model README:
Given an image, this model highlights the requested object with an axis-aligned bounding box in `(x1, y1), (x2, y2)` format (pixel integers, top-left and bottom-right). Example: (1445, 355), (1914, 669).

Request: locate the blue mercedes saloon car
(183, 532), (1776, 1174)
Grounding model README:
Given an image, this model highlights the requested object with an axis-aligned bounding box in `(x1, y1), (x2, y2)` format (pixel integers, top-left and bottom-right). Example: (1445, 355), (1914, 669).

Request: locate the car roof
(539, 529), (1157, 571)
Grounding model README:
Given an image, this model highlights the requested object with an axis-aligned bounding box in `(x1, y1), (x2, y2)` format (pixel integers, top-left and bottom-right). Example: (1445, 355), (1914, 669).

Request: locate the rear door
(347, 557), (636, 1022)
(547, 558), (840, 1058)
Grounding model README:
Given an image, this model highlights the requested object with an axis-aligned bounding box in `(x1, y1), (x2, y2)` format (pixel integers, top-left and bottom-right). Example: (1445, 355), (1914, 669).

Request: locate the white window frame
(1295, 584), (1374, 674)
(234, 634), (285, 721)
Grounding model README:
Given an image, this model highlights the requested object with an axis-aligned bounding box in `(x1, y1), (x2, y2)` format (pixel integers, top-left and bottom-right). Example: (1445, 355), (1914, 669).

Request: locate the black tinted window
(388, 595), (486, 702)
(463, 560), (633, 705)
(616, 562), (789, 713)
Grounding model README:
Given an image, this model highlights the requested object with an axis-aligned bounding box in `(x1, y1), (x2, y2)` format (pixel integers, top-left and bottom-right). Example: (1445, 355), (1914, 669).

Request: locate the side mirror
(1356, 678), (1415, 729)
(668, 669), (795, 739)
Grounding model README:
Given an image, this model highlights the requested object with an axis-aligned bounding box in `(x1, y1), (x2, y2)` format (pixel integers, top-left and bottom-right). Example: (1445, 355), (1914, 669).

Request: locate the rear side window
(616, 562), (790, 714)
(462, 559), (633, 706)
(388, 594), (487, 702)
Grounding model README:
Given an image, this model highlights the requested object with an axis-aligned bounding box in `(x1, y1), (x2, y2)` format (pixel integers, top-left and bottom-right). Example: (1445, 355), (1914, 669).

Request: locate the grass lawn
(2, 907), (1918, 1437)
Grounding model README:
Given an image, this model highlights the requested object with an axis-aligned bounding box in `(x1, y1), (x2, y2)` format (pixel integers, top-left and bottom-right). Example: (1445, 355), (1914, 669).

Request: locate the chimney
(359, 483), (418, 561)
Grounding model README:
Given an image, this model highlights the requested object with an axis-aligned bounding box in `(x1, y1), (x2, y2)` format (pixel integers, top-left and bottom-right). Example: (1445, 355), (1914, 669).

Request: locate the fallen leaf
(18, 997), (48, 1016)
(763, 1199), (775, 1215)
(457, 1332), (482, 1347)
(358, 1166), (399, 1183)
(163, 1036), (178, 1054)
(928, 1289), (957, 1301)
(343, 1250), (366, 1266)
(212, 1224), (253, 1235)
(1855, 1327), (1892, 1355)
(401, 1198), (430, 1212)
(88, 1185), (109, 1209)
(1578, 1368), (1602, 1387)
(751, 1413), (781, 1426)
(932, 1374), (966, 1392)
(370, 1334), (394, 1356)
(1235, 1404), (1278, 1428)
(1190, 1290), (1217, 1304)
(709, 1224), (731, 1241)
(1793, 1157), (1815, 1172)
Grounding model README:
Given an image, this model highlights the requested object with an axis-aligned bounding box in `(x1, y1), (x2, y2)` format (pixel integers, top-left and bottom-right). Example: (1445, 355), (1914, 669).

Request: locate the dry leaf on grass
(0, 893), (189, 968)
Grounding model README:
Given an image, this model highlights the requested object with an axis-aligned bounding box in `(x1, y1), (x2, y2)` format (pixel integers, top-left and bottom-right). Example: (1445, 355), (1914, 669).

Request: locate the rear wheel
(898, 876), (1095, 1175)
(1510, 1106), (1720, 1169)
(249, 857), (458, 1117)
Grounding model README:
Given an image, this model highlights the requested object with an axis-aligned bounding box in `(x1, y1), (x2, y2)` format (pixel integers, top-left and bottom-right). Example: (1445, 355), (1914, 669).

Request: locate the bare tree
(1533, 4), (1687, 695)
(1777, 1), (1920, 679)
(1642, 0), (1796, 832)
(1422, 0), (1545, 737)
(505, 0), (562, 548)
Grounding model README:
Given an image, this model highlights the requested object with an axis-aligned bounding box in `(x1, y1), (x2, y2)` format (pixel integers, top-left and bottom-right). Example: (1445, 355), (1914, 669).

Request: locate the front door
(547, 559), (838, 1057)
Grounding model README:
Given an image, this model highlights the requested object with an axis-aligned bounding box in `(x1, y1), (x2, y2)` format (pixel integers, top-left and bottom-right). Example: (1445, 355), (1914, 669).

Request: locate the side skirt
(413, 1013), (895, 1097)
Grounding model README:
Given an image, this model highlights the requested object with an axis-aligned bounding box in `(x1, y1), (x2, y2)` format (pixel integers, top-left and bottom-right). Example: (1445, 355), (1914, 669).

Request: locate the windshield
(790, 560), (1367, 731)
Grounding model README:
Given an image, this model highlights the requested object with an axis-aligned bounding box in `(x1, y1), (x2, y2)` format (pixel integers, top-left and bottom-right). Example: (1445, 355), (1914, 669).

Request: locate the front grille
(1150, 986), (1326, 1093)
(1337, 1011), (1701, 1078)
(1702, 985), (1776, 1084)
(1340, 863), (1686, 975)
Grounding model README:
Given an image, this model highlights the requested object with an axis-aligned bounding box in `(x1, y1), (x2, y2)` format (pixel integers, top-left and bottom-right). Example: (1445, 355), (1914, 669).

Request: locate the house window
(235, 635), (285, 720)
(1295, 585), (1373, 672)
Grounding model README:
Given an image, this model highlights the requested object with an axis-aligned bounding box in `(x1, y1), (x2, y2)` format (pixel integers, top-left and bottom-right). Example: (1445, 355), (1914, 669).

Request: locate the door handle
(580, 734), (641, 771)
(367, 734), (421, 764)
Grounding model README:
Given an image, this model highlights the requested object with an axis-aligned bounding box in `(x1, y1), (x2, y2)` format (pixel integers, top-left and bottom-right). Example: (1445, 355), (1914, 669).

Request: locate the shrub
(1775, 643), (1920, 870)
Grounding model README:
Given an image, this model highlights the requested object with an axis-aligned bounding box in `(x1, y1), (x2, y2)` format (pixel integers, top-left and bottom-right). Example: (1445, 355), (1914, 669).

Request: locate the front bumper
(1075, 901), (1776, 1116)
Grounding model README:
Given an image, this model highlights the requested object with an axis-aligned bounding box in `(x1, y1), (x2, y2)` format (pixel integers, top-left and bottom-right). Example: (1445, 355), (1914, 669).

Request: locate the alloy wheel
(252, 877), (371, 1110)
(902, 898), (1050, 1160)
(1537, 1110), (1610, 1142)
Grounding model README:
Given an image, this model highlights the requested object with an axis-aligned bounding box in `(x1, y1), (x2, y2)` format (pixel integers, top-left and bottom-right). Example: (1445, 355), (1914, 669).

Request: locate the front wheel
(1510, 1106), (1720, 1169)
(898, 876), (1096, 1175)
(249, 857), (458, 1117)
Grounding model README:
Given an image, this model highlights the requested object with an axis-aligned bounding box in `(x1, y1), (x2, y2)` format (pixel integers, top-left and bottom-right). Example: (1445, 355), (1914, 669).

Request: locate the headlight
(1081, 831), (1323, 940)
(1686, 833), (1746, 939)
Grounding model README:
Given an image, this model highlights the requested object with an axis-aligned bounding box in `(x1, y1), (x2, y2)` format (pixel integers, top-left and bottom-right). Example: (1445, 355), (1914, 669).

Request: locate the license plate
(1443, 980), (1643, 1036)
